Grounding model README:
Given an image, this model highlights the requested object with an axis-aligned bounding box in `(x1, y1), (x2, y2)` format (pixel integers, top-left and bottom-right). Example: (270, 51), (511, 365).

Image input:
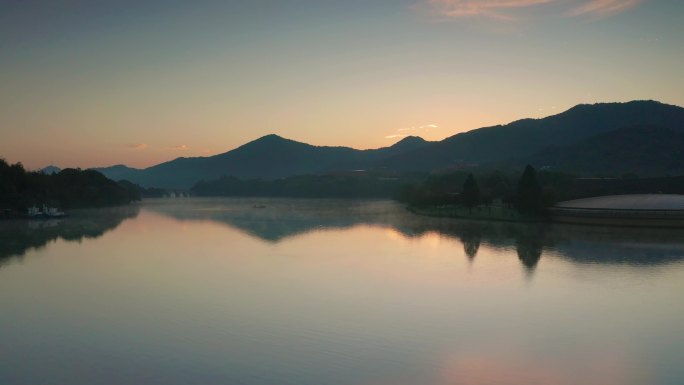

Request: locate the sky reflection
(1, 199), (683, 384)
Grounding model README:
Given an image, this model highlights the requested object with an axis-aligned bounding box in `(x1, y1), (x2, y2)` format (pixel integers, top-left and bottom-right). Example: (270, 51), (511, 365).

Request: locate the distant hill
(525, 125), (684, 177)
(96, 135), (431, 189)
(94, 164), (140, 181)
(95, 100), (684, 188)
(376, 100), (684, 171)
(40, 165), (61, 175)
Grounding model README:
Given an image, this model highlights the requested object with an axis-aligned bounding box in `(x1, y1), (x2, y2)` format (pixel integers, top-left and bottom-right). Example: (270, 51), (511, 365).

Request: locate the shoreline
(408, 204), (684, 228)
(406, 204), (546, 223)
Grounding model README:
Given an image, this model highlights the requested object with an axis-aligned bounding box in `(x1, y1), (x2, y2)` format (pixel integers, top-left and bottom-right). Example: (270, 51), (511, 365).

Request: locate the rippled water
(1, 198), (683, 385)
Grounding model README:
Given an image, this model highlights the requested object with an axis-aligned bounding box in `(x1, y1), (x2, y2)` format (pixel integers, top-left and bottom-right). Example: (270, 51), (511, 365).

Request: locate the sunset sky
(1, 0), (682, 169)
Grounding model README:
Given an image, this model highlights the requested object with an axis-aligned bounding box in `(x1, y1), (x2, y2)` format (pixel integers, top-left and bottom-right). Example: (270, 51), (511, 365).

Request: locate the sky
(1, 0), (683, 169)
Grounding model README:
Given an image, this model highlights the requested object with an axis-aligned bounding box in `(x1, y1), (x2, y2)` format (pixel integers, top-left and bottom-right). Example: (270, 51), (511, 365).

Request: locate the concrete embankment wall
(551, 208), (684, 227)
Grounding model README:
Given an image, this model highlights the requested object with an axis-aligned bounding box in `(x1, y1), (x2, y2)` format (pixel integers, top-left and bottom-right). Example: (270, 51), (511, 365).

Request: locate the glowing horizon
(1, 1), (682, 170)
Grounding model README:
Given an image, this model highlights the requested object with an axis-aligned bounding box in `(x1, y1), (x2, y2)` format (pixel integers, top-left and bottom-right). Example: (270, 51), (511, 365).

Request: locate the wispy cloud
(168, 144), (189, 151)
(124, 143), (148, 150)
(567, 0), (643, 18)
(386, 124), (439, 140)
(424, 0), (552, 20)
(422, 0), (643, 20)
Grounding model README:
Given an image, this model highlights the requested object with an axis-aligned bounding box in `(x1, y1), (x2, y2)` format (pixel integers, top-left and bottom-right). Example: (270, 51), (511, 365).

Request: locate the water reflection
(0, 205), (140, 266)
(142, 198), (391, 242)
(3, 199), (684, 270)
(2, 198), (683, 385)
(144, 198), (684, 268)
(511, 226), (544, 272)
(460, 229), (482, 261)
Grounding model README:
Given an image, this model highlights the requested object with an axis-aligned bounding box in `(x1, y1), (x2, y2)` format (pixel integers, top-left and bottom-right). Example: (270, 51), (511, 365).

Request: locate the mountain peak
(261, 133), (284, 139)
(394, 135), (426, 145)
(254, 134), (287, 142)
(389, 135), (428, 150)
(40, 165), (61, 175)
(240, 134), (302, 148)
(226, 134), (313, 155)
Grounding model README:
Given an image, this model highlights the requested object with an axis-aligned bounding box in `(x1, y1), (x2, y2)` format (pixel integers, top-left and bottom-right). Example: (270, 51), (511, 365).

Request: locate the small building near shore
(551, 194), (684, 227)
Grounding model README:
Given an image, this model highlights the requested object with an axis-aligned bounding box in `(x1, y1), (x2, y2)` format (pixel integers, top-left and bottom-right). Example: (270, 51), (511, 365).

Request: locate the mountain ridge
(92, 100), (684, 188)
(94, 134), (433, 188)
(372, 100), (684, 171)
(525, 125), (684, 176)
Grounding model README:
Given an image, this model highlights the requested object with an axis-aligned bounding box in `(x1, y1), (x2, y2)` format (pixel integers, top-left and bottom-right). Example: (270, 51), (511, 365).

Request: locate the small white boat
(27, 205), (66, 219)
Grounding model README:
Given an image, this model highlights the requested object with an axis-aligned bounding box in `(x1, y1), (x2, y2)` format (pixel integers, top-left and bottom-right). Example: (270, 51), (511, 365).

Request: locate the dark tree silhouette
(515, 165), (543, 214)
(0, 159), (140, 211)
(461, 173), (481, 208)
(460, 230), (482, 261)
(516, 236), (543, 282)
(192, 173), (418, 199)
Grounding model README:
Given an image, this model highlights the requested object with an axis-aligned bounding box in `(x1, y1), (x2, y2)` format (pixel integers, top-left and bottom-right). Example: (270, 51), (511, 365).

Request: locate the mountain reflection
(0, 205), (140, 267)
(145, 199), (684, 268)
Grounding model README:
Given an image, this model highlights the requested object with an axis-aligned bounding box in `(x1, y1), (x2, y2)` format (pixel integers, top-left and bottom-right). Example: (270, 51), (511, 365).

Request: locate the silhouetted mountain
(377, 100), (684, 171)
(95, 164), (141, 181)
(526, 125), (684, 176)
(96, 134), (431, 189)
(377, 135), (429, 154)
(40, 165), (61, 175)
(95, 100), (684, 188)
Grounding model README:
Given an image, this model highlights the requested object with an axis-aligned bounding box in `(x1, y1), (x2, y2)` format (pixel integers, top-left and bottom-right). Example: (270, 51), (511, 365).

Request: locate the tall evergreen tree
(515, 165), (543, 214)
(461, 173), (481, 208)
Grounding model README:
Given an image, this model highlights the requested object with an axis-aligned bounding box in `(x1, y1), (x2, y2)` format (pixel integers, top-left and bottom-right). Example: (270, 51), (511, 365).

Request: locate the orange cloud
(424, 0), (643, 19)
(124, 143), (148, 150)
(568, 0), (643, 18)
(425, 0), (552, 19)
(386, 124), (439, 140)
(169, 144), (189, 151)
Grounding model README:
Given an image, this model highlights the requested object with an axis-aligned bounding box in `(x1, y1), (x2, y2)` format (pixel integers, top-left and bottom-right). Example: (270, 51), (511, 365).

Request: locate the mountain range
(94, 100), (684, 189)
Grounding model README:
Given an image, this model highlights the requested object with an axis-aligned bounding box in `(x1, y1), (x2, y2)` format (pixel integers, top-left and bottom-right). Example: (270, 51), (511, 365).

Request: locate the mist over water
(1, 198), (683, 385)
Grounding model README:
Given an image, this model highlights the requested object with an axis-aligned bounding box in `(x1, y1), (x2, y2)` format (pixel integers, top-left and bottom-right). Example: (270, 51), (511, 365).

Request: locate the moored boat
(27, 205), (67, 219)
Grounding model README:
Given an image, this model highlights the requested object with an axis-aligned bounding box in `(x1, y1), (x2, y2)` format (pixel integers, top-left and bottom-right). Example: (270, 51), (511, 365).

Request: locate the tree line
(191, 173), (424, 198)
(396, 165), (575, 215)
(0, 159), (141, 213)
(189, 167), (577, 213)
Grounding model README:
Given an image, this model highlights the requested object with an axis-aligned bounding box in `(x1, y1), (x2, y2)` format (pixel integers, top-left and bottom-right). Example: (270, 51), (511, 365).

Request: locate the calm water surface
(1, 198), (683, 385)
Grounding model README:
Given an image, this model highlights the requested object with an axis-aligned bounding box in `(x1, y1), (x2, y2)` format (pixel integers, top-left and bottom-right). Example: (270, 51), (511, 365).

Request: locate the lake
(1, 198), (683, 385)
